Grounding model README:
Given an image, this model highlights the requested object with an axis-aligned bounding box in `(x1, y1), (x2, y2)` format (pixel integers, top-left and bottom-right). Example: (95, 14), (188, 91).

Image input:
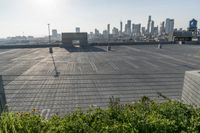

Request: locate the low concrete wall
(0, 76), (6, 113)
(182, 70), (200, 107)
(89, 42), (174, 46)
(0, 44), (59, 49)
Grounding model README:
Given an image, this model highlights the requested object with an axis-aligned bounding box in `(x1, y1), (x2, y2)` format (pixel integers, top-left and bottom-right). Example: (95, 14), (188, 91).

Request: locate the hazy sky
(0, 0), (199, 38)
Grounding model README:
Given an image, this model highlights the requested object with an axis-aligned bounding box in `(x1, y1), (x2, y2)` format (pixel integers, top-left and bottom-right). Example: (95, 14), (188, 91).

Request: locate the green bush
(0, 97), (200, 133)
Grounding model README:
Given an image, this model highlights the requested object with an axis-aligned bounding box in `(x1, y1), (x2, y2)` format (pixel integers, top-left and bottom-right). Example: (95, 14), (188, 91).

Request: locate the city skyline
(0, 0), (200, 38)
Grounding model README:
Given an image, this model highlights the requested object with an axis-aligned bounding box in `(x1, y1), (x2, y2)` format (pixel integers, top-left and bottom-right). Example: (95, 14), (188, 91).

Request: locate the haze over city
(0, 0), (200, 38)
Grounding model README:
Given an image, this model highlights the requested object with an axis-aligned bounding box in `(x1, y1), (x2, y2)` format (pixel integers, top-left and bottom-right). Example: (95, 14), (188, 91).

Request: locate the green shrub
(0, 97), (200, 133)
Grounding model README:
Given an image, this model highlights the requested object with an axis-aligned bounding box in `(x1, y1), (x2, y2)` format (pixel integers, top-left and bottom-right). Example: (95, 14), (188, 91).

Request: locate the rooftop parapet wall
(182, 70), (200, 107)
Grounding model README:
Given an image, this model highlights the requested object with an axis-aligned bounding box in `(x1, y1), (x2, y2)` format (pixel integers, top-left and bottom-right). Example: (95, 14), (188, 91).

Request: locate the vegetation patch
(0, 97), (200, 133)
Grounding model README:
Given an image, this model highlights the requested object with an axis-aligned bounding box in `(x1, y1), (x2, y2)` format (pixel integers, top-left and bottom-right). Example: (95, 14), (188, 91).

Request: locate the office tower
(132, 24), (135, 36)
(160, 21), (165, 35)
(75, 27), (80, 33)
(103, 30), (108, 39)
(132, 24), (141, 36)
(165, 18), (174, 34)
(120, 21), (123, 34)
(154, 26), (159, 36)
(142, 27), (146, 35)
(52, 29), (58, 38)
(107, 24), (110, 35)
(147, 16), (151, 33)
(125, 24), (128, 34)
(127, 20), (132, 35)
(112, 27), (119, 36)
(94, 28), (100, 36)
(151, 21), (155, 34)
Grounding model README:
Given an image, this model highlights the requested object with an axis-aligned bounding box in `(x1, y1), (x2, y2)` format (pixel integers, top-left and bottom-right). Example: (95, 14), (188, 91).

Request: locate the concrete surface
(0, 44), (200, 117)
(182, 70), (200, 107)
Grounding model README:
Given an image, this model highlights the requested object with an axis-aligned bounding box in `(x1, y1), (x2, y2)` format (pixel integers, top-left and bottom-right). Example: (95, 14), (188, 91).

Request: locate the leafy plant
(0, 97), (199, 133)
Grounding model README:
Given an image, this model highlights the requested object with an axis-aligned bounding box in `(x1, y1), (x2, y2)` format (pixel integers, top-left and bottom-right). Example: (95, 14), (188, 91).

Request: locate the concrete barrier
(0, 75), (6, 113)
(182, 70), (200, 107)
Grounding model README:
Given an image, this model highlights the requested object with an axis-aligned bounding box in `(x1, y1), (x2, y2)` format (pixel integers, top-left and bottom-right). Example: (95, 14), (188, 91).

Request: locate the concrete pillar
(0, 75), (6, 113)
(182, 70), (200, 107)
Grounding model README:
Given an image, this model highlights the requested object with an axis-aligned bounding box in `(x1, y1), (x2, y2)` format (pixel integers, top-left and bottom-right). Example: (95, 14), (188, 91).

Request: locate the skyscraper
(132, 24), (141, 36)
(94, 29), (100, 36)
(107, 24), (110, 40)
(165, 19), (174, 34)
(142, 27), (146, 35)
(75, 27), (80, 33)
(147, 16), (151, 34)
(52, 29), (58, 38)
(127, 20), (132, 35)
(151, 20), (155, 34)
(160, 21), (165, 35)
(153, 26), (159, 36)
(107, 24), (110, 35)
(120, 21), (123, 35)
(112, 27), (119, 36)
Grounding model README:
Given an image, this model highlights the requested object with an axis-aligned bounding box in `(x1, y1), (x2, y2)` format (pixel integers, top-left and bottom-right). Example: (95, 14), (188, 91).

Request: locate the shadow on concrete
(63, 46), (106, 52)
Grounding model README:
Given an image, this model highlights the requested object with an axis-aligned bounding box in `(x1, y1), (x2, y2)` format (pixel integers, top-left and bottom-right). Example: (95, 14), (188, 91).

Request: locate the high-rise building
(52, 29), (58, 38)
(94, 29), (100, 36)
(112, 27), (119, 36)
(147, 16), (151, 34)
(103, 30), (108, 39)
(165, 18), (174, 34)
(75, 27), (80, 33)
(160, 21), (165, 35)
(153, 26), (159, 36)
(107, 24), (110, 35)
(142, 27), (146, 35)
(151, 20), (155, 34)
(125, 24), (128, 34)
(127, 20), (132, 35)
(120, 21), (123, 34)
(132, 24), (141, 36)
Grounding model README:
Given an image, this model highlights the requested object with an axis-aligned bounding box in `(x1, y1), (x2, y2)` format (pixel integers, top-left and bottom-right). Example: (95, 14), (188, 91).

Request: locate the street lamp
(48, 24), (51, 44)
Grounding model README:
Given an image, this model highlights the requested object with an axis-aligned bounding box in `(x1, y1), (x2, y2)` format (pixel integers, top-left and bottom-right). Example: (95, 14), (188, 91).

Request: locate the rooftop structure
(61, 32), (88, 47)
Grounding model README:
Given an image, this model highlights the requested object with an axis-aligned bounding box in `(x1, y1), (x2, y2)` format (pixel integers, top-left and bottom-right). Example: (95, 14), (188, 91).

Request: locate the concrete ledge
(0, 44), (59, 49)
(182, 70), (200, 107)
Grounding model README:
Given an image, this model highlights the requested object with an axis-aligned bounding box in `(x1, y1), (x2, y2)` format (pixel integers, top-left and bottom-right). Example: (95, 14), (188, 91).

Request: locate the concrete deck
(1, 44), (200, 117)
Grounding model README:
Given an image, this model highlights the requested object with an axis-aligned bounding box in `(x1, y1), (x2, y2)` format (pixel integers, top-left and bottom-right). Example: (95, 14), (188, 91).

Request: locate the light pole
(48, 24), (51, 44)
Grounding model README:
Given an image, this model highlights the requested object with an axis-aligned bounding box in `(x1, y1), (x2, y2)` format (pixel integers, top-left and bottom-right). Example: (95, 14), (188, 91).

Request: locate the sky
(0, 0), (200, 38)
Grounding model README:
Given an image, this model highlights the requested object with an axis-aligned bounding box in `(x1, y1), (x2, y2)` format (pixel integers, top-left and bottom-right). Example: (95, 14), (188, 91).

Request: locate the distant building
(103, 30), (108, 39)
(173, 31), (192, 42)
(52, 29), (58, 38)
(165, 18), (174, 34)
(132, 24), (141, 36)
(120, 21), (123, 35)
(127, 20), (132, 35)
(76, 27), (80, 33)
(147, 16), (151, 34)
(151, 20), (155, 34)
(107, 24), (110, 35)
(112, 27), (119, 36)
(189, 19), (197, 31)
(153, 26), (159, 36)
(188, 19), (198, 37)
(142, 27), (146, 35)
(160, 21), (165, 35)
(94, 29), (100, 36)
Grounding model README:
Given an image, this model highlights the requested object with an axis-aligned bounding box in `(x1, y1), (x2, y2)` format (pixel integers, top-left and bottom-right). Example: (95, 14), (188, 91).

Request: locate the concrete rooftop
(1, 44), (200, 117)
